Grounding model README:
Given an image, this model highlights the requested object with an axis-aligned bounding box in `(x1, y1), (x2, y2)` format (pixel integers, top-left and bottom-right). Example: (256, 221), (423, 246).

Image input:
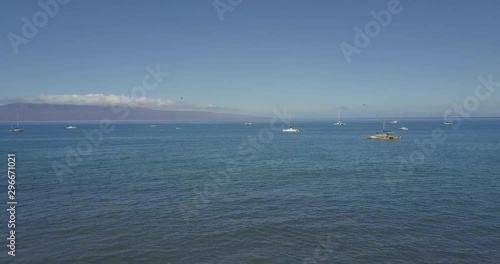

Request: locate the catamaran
(10, 113), (24, 132)
(333, 108), (346, 126)
(282, 115), (299, 133)
(367, 119), (401, 140)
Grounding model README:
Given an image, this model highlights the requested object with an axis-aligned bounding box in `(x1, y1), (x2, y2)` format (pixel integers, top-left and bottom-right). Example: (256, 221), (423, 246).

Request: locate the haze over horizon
(2, 0), (499, 118)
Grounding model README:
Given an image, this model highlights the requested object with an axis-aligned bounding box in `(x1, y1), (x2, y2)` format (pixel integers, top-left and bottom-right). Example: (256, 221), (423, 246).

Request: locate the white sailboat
(443, 117), (453, 125)
(10, 113), (24, 132)
(333, 108), (346, 126)
(389, 114), (398, 124)
(282, 115), (299, 133)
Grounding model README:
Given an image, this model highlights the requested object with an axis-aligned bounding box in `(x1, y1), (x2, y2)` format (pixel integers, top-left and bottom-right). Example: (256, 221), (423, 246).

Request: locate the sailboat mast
(16, 113), (19, 127)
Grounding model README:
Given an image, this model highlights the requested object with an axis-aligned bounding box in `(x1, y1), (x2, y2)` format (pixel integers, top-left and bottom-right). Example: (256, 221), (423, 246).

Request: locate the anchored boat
(367, 119), (401, 140)
(333, 108), (346, 126)
(282, 115), (299, 133)
(10, 113), (24, 133)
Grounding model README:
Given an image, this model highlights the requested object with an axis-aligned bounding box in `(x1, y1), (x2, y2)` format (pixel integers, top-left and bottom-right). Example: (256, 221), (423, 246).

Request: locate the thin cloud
(12, 94), (239, 112)
(22, 94), (175, 108)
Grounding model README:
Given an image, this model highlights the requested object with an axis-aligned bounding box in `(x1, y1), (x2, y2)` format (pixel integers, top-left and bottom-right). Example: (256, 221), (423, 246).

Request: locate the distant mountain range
(0, 103), (263, 121)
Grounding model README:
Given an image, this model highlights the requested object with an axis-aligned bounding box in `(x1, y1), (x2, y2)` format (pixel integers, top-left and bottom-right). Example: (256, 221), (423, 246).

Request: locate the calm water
(1, 119), (499, 263)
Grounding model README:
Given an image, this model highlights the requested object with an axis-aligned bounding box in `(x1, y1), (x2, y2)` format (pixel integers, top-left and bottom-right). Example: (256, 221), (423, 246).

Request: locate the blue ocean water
(1, 119), (499, 263)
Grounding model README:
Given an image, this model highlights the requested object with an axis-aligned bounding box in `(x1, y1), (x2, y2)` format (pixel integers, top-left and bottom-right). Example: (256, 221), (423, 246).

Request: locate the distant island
(0, 103), (263, 121)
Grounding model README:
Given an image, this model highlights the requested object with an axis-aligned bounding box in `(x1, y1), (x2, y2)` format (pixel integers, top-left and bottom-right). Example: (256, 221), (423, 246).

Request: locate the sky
(1, 0), (499, 118)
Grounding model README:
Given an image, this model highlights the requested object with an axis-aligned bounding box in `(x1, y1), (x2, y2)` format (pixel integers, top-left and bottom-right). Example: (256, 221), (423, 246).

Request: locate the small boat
(282, 127), (299, 133)
(367, 119), (401, 140)
(10, 127), (24, 132)
(399, 126), (409, 131)
(282, 115), (299, 133)
(66, 126), (77, 129)
(175, 127), (181, 130)
(333, 108), (346, 126)
(149, 125), (157, 128)
(244, 122), (252, 126)
(10, 113), (24, 132)
(389, 113), (398, 124)
(443, 121), (453, 125)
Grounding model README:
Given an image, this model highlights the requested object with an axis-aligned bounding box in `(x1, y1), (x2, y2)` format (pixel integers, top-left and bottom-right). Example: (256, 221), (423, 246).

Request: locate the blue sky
(1, 0), (499, 117)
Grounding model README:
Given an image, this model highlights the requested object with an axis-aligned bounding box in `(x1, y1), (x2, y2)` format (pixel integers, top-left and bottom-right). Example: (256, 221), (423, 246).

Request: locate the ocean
(1, 119), (499, 263)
